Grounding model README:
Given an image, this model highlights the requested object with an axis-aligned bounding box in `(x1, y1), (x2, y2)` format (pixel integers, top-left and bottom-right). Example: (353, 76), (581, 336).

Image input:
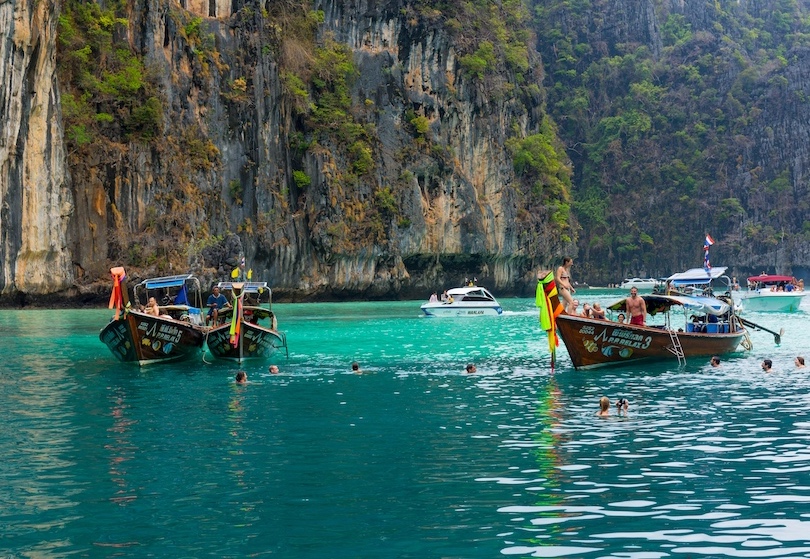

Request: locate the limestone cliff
(0, 0), (73, 297)
(2, 0), (572, 304)
(7, 0), (810, 304)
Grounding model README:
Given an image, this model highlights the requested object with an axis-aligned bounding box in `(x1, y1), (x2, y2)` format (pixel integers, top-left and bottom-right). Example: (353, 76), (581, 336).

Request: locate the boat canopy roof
(608, 293), (732, 316)
(666, 266), (728, 286)
(217, 281), (270, 294)
(747, 274), (794, 283)
(137, 274), (200, 290)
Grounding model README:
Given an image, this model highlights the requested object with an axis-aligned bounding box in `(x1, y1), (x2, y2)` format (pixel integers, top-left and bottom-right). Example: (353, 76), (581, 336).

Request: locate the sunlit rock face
(0, 0), (73, 296)
(1, 0), (562, 303)
(179, 0), (231, 18)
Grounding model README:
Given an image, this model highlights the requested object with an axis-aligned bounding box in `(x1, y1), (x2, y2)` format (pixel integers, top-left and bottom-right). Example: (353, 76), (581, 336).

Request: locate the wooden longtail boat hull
(556, 314), (745, 370)
(99, 311), (205, 365)
(206, 321), (285, 362)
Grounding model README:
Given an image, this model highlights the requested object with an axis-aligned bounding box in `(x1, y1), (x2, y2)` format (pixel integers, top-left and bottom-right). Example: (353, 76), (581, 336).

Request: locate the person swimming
(596, 396), (610, 416)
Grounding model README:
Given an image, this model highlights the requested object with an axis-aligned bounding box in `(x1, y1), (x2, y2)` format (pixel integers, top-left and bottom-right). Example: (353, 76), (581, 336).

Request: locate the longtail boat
(556, 293), (751, 370)
(205, 281), (287, 363)
(99, 268), (207, 365)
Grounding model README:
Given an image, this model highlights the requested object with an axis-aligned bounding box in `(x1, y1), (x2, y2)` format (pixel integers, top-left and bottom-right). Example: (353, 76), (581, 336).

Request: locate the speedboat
(420, 286), (503, 317)
(733, 274), (805, 312)
(619, 277), (660, 290)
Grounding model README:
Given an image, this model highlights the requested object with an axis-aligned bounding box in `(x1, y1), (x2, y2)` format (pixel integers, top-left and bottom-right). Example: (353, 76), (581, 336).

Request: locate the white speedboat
(619, 277), (660, 290)
(420, 286), (503, 317)
(733, 275), (805, 312)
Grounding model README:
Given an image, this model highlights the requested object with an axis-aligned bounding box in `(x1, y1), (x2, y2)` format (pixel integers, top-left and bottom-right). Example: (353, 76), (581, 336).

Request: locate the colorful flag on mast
(536, 271), (565, 372)
(704, 234), (715, 269)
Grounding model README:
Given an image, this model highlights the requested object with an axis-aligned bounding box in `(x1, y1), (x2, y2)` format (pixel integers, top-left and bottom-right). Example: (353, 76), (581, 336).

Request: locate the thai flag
(704, 234), (714, 269)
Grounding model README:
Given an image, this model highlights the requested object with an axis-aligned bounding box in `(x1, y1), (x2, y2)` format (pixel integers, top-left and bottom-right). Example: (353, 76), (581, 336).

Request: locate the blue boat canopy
(666, 266), (728, 287)
(140, 274), (199, 289)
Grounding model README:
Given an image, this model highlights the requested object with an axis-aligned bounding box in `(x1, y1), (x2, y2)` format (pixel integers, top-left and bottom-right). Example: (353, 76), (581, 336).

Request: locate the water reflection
(106, 386), (138, 505)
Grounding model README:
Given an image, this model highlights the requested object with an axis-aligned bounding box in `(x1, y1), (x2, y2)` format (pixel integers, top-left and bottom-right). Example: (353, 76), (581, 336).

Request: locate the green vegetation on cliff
(58, 1), (162, 145)
(534, 0), (810, 280)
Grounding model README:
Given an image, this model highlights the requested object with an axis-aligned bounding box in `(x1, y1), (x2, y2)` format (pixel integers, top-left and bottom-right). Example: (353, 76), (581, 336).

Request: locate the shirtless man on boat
(625, 287), (647, 326)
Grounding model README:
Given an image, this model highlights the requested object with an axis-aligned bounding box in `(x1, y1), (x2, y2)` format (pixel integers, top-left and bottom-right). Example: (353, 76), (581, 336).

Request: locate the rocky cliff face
(0, 0), (73, 297)
(2, 0), (570, 304)
(6, 0), (810, 304)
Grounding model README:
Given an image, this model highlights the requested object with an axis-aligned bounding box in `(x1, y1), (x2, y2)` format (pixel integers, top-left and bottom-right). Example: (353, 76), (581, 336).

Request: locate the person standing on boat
(207, 286), (231, 325)
(625, 287), (647, 326)
(429, 292), (438, 303)
(556, 257), (576, 313)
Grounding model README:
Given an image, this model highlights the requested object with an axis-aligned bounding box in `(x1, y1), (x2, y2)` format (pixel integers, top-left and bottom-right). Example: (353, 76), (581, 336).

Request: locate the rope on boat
(733, 315), (754, 351)
(741, 331), (753, 351)
(202, 327), (214, 364)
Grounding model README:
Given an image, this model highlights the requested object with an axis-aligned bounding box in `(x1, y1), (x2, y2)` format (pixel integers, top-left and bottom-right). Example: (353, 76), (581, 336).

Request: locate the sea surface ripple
(2, 293), (810, 557)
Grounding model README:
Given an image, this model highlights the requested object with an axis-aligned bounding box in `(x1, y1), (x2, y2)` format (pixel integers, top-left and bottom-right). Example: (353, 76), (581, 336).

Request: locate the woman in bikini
(556, 257), (576, 313)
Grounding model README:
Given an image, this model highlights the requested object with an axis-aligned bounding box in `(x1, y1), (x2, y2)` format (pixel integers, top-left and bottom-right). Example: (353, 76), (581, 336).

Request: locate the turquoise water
(3, 291), (810, 557)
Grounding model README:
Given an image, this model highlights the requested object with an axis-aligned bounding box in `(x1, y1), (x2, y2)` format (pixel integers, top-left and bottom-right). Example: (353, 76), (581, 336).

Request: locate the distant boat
(99, 269), (207, 365)
(421, 286), (503, 317)
(556, 293), (749, 370)
(205, 281), (287, 362)
(733, 274), (806, 312)
(618, 277), (660, 290)
(665, 266), (732, 294)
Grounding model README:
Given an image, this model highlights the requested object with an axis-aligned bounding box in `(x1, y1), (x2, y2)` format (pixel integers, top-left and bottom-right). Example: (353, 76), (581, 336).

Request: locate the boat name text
(138, 321), (183, 344)
(579, 326), (652, 350)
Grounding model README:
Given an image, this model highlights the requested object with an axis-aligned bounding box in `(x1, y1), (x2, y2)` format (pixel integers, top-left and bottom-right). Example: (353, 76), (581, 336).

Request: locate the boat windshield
(461, 289), (495, 302)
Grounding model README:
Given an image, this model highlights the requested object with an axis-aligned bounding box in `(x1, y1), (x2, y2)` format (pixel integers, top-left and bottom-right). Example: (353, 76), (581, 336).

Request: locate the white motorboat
(733, 275), (805, 312)
(619, 277), (660, 290)
(420, 286), (503, 317)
